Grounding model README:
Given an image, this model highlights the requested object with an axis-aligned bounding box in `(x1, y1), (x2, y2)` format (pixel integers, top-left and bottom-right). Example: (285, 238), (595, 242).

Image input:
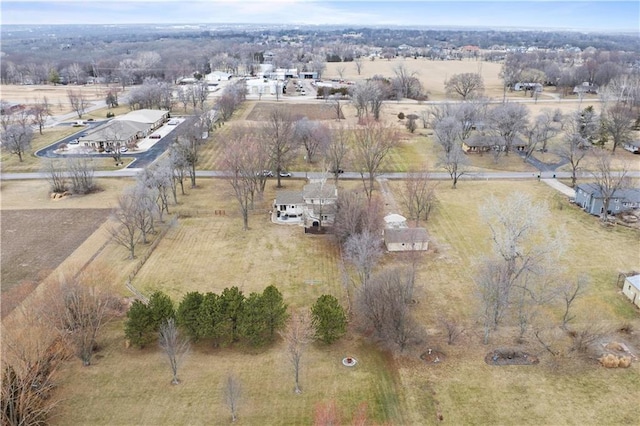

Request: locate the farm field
(4, 176), (631, 425)
(0, 208), (110, 292)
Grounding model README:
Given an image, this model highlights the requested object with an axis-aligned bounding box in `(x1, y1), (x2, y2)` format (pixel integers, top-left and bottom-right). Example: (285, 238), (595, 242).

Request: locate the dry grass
(3, 176), (640, 425)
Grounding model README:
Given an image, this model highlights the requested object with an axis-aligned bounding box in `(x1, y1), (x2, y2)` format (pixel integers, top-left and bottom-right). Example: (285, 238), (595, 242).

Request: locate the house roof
(303, 182), (336, 200)
(275, 191), (304, 205)
(624, 140), (640, 148)
(79, 120), (149, 143)
(626, 275), (640, 292)
(465, 134), (496, 147)
(113, 109), (168, 124)
(576, 183), (640, 203)
(384, 228), (429, 244)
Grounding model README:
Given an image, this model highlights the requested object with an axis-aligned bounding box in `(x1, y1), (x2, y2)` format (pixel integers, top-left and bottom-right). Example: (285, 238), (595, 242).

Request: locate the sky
(1, 0), (638, 32)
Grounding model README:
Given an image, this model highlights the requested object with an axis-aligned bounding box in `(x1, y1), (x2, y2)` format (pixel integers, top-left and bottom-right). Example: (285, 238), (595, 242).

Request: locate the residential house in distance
(622, 140), (640, 154)
(514, 82), (543, 93)
(574, 183), (640, 216)
(622, 275), (640, 308)
(462, 134), (527, 154)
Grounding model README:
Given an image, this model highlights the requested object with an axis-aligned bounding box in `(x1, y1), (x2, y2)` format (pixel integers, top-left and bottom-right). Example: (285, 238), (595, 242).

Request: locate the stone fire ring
(342, 357), (357, 367)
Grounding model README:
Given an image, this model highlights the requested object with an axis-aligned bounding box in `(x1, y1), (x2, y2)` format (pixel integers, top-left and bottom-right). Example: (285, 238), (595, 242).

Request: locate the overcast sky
(1, 1), (638, 32)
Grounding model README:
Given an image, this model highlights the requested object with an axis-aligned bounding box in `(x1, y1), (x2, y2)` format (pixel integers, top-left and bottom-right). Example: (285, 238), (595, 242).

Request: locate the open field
(0, 208), (110, 292)
(0, 176), (632, 425)
(0, 83), (121, 116)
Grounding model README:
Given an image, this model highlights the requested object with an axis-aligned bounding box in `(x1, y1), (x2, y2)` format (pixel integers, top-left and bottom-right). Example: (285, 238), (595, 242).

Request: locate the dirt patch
(485, 348), (539, 366)
(420, 348), (446, 364)
(0, 208), (110, 293)
(246, 102), (340, 121)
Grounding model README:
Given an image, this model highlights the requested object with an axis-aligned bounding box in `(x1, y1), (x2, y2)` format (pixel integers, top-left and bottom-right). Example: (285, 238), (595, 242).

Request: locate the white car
(119, 146), (128, 153)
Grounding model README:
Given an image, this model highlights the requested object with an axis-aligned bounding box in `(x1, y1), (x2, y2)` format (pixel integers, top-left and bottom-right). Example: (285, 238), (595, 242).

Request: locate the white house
(303, 182), (338, 228)
(622, 275), (640, 308)
(623, 140), (640, 154)
(384, 228), (429, 252)
(273, 191), (305, 224)
(245, 78), (283, 96)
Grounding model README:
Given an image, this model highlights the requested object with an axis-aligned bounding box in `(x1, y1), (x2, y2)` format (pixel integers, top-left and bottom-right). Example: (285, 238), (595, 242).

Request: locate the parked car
(104, 147), (114, 153)
(119, 146), (128, 152)
(257, 170), (273, 177)
(279, 171), (292, 177)
(149, 134), (161, 139)
(69, 138), (79, 145)
(330, 168), (344, 174)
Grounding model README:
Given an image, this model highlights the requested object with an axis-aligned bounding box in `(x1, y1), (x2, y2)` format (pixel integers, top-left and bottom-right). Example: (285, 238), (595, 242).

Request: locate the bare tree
(445, 72), (485, 100)
(280, 311), (313, 394)
(356, 267), (421, 351)
(488, 103), (529, 155)
(344, 230), (383, 289)
(174, 116), (206, 188)
(66, 90), (89, 119)
(439, 142), (469, 189)
(524, 110), (560, 159)
(392, 64), (423, 99)
(109, 185), (153, 259)
(29, 97), (51, 135)
(590, 149), (630, 223)
(352, 120), (398, 199)
(222, 129), (267, 230)
(401, 171), (436, 226)
(264, 107), (297, 188)
(45, 274), (119, 366)
(159, 318), (190, 385)
(333, 190), (384, 244)
(294, 118), (330, 164)
(66, 156), (96, 194)
(222, 373), (242, 422)
(44, 159), (67, 194)
(556, 132), (589, 188)
(353, 56), (364, 75)
(326, 125), (350, 183)
(602, 103), (634, 153)
(477, 193), (557, 344)
(1, 123), (33, 162)
(439, 315), (465, 345)
(561, 275), (588, 329)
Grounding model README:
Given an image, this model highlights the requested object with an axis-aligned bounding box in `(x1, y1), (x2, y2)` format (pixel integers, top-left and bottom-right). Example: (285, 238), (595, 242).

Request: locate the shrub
(397, 112), (405, 120)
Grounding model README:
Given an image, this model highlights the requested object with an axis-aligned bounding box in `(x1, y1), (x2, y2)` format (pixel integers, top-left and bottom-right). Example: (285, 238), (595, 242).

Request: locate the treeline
(125, 285), (288, 348)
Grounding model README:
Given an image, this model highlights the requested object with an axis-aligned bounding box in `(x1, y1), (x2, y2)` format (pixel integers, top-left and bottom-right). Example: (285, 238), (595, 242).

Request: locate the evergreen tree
(198, 292), (222, 342)
(177, 291), (204, 341)
(261, 285), (288, 341)
(124, 300), (154, 348)
(311, 295), (347, 344)
(219, 287), (245, 343)
(240, 292), (267, 346)
(148, 291), (175, 331)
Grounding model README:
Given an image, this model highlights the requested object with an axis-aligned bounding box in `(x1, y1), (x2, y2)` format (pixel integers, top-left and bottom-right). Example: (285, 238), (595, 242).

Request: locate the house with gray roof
(273, 191), (305, 223)
(78, 109), (168, 151)
(384, 228), (429, 252)
(273, 182), (337, 229)
(574, 183), (640, 216)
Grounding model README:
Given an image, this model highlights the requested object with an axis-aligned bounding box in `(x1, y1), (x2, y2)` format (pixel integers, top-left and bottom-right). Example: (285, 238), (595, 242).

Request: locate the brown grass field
(2, 176), (638, 425)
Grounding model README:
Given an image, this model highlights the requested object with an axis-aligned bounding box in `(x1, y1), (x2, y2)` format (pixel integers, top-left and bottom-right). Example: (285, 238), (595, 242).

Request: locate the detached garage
(622, 275), (640, 308)
(384, 228), (429, 252)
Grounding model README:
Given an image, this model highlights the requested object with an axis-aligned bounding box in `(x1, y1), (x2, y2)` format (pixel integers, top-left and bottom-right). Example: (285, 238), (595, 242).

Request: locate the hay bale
(618, 356), (632, 368)
(599, 354), (620, 368)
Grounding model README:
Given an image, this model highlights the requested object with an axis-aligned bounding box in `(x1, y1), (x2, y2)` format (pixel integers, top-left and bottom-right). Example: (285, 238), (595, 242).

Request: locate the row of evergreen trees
(124, 286), (348, 348)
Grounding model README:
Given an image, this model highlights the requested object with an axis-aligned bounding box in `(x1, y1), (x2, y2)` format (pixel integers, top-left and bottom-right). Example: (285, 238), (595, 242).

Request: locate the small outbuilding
(384, 228), (429, 252)
(622, 275), (640, 308)
(384, 213), (408, 229)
